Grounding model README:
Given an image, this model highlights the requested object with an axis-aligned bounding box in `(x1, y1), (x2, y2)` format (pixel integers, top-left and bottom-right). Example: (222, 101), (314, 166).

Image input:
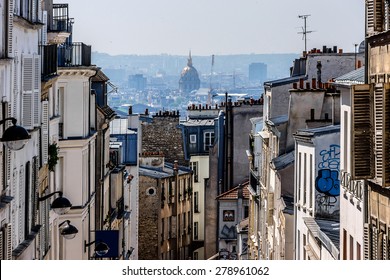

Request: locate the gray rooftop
(180, 118), (215, 127)
(334, 67), (364, 85)
(268, 115), (288, 126)
(264, 75), (306, 87)
(271, 151), (295, 171)
(295, 125), (340, 137)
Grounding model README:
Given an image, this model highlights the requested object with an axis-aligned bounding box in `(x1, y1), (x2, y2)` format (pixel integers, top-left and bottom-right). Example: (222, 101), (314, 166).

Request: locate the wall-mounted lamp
(38, 191), (72, 215)
(84, 240), (110, 257)
(0, 117), (31, 150)
(59, 220), (78, 239)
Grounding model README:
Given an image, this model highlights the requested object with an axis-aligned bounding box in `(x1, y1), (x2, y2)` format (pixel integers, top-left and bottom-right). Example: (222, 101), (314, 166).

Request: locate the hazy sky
(61, 0), (364, 56)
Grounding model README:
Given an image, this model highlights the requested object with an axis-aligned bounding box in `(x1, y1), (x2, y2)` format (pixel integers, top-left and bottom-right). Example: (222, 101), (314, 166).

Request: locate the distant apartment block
(128, 74), (147, 91)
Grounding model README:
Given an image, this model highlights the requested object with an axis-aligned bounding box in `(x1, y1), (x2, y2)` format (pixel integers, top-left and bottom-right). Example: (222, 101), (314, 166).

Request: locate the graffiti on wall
(315, 144), (340, 214)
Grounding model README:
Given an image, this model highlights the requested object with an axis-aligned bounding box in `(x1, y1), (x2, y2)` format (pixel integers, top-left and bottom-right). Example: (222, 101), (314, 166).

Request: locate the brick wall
(142, 112), (187, 166)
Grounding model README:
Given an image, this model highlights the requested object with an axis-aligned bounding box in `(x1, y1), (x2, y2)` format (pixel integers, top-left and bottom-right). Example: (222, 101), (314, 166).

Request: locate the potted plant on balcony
(48, 143), (60, 172)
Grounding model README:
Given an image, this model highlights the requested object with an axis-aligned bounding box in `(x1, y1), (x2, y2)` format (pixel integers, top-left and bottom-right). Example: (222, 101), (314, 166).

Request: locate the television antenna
(298, 14), (314, 53)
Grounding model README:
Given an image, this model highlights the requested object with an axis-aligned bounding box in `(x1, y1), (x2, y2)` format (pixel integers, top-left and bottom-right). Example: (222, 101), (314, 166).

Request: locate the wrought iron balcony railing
(58, 43), (91, 67)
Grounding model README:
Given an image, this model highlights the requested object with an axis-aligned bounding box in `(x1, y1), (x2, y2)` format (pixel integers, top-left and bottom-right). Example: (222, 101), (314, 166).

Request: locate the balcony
(40, 44), (58, 79)
(50, 4), (71, 32)
(58, 43), (91, 67)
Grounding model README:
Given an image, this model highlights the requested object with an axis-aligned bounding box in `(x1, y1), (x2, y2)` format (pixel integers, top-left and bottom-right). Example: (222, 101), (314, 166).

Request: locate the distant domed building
(179, 52), (200, 93)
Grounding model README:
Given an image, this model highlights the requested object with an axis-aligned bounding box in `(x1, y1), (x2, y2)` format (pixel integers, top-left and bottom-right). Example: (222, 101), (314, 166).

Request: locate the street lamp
(84, 240), (110, 257)
(59, 220), (78, 239)
(0, 117), (30, 150)
(38, 191), (72, 215)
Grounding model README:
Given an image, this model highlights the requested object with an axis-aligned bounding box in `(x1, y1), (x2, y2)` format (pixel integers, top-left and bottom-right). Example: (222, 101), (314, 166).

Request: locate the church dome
(179, 52), (200, 93)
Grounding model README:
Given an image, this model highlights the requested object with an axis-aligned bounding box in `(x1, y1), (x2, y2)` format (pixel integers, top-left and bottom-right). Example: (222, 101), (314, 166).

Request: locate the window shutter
(375, 0), (384, 32)
(372, 226), (378, 260)
(363, 223), (371, 260)
(352, 84), (374, 179)
(18, 167), (25, 243)
(5, 224), (12, 260)
(32, 0), (37, 22)
(383, 84), (390, 187)
(22, 55), (34, 129)
(11, 169), (17, 248)
(32, 157), (39, 225)
(33, 55), (41, 127)
(374, 84), (384, 181)
(41, 101), (49, 164)
(7, 0), (14, 57)
(41, 11), (47, 45)
(13, 59), (18, 119)
(0, 230), (3, 260)
(37, 0), (42, 22)
(383, 234), (388, 260)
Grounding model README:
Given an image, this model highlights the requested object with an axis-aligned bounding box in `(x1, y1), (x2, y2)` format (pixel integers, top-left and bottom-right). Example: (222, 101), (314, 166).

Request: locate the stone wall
(138, 175), (160, 260)
(142, 111), (187, 166)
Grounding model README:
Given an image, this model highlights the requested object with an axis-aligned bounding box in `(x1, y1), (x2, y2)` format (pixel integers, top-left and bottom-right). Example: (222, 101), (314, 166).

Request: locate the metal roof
(334, 67), (364, 85)
(264, 75), (307, 87)
(216, 181), (250, 200)
(180, 119), (215, 127)
(268, 115), (288, 126)
(271, 151), (295, 171)
(295, 125), (340, 137)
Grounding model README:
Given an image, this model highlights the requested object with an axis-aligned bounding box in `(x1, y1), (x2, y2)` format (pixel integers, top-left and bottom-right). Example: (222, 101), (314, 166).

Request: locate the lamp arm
(38, 191), (63, 202)
(0, 117), (17, 126)
(84, 240), (97, 252)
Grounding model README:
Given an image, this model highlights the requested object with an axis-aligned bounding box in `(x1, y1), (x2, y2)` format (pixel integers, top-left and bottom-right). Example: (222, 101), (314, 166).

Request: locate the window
(298, 152), (302, 205)
(356, 242), (361, 260)
(343, 229), (347, 260)
(350, 235), (354, 260)
(190, 161), (198, 183)
(244, 206), (249, 218)
(194, 222), (198, 240)
(194, 192), (199, 213)
(204, 131), (215, 151)
(190, 134), (197, 144)
(309, 154), (313, 210)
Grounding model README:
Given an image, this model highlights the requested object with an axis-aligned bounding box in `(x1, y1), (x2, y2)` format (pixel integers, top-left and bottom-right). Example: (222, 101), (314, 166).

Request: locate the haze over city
(63, 0), (365, 56)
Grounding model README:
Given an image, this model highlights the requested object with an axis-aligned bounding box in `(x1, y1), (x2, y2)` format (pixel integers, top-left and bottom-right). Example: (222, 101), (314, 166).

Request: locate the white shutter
(11, 169), (17, 248)
(33, 55), (41, 127)
(372, 226), (378, 260)
(41, 11), (48, 45)
(13, 60), (18, 119)
(41, 101), (49, 164)
(7, 0), (14, 57)
(32, 0), (37, 22)
(38, 0), (42, 22)
(5, 224), (12, 260)
(22, 55), (33, 129)
(18, 166), (25, 243)
(363, 223), (371, 260)
(383, 234), (388, 260)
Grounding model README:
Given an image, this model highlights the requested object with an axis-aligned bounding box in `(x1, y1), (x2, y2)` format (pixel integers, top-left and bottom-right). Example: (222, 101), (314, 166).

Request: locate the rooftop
(216, 182), (250, 200)
(333, 67), (365, 86)
(271, 151), (295, 171)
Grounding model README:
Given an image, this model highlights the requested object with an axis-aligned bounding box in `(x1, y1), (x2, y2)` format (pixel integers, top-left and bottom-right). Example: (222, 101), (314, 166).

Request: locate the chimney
(299, 78), (304, 89)
(317, 61), (322, 83)
(312, 78), (317, 89)
(128, 106), (133, 115)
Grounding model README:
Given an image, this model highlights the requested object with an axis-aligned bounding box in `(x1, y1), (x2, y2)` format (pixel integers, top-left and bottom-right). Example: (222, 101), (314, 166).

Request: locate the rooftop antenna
(207, 54), (215, 105)
(298, 14), (313, 53)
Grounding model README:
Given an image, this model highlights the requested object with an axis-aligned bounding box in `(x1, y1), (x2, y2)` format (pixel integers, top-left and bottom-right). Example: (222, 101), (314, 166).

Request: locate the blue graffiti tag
(315, 145), (340, 197)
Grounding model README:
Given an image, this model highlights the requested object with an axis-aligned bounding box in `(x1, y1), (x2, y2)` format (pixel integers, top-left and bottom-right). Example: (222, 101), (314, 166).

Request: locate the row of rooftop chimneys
(303, 45), (343, 57)
(293, 78), (337, 91)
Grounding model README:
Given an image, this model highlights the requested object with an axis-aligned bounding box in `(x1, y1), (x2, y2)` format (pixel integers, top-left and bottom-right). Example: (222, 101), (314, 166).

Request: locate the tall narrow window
(190, 161), (198, 183)
(194, 191), (199, 213)
(356, 242), (361, 260)
(350, 235), (354, 260)
(204, 131), (215, 152)
(343, 229), (347, 260)
(309, 154), (313, 210)
(194, 222), (198, 240)
(298, 152), (302, 205)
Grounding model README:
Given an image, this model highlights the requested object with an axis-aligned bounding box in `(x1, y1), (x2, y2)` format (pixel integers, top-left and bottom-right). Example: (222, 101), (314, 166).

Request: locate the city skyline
(62, 0), (365, 56)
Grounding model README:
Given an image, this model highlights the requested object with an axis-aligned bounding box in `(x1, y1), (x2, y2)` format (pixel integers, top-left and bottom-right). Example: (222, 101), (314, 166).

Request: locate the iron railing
(40, 44), (58, 79)
(58, 43), (91, 67)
